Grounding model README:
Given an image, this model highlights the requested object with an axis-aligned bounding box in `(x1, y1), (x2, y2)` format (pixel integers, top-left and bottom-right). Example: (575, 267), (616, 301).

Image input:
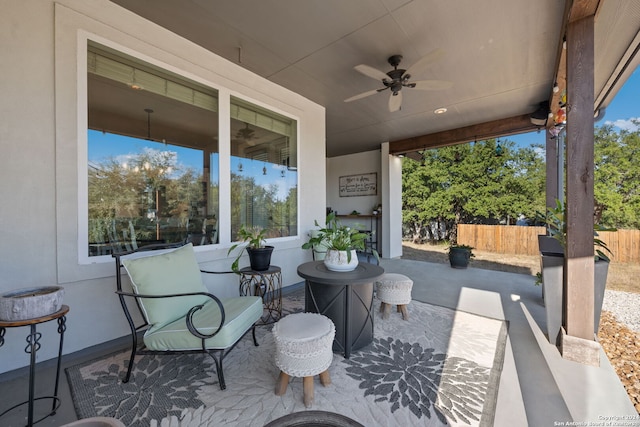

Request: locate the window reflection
(230, 97), (298, 241)
(87, 42), (219, 256)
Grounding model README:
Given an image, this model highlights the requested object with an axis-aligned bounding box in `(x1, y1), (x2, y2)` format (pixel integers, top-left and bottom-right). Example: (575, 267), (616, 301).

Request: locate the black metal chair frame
(113, 243), (259, 390)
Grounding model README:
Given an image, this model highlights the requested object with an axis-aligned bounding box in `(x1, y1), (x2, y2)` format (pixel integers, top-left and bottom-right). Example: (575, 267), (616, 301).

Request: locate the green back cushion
(122, 243), (208, 329)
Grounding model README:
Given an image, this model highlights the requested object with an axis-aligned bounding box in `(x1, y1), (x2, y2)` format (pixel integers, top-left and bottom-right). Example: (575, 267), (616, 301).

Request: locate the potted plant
(228, 225), (274, 272)
(538, 199), (614, 344)
(447, 244), (475, 269)
(302, 212), (377, 272)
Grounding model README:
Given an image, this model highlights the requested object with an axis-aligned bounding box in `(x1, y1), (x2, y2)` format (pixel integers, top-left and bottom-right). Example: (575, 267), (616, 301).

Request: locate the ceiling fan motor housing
(344, 49), (451, 111)
(385, 70), (406, 94)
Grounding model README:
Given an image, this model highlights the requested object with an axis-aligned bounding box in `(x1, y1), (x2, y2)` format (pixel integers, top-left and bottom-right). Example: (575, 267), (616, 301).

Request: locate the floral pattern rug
(66, 290), (507, 427)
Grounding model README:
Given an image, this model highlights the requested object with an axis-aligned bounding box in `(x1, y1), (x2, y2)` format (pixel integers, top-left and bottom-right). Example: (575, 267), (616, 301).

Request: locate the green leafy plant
(302, 212), (377, 263)
(537, 199), (615, 262)
(227, 225), (268, 271)
(534, 271), (542, 286)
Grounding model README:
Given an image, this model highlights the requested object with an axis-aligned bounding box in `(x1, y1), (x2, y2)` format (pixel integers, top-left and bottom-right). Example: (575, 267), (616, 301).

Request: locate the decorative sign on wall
(339, 173), (377, 197)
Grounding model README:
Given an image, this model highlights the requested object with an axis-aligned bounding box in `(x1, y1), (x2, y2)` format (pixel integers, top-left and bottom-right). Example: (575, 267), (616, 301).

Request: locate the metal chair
(113, 242), (263, 390)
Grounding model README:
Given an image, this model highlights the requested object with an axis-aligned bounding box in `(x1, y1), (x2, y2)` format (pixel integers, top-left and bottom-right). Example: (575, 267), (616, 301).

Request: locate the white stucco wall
(326, 150), (382, 216)
(0, 0), (325, 373)
(326, 148), (403, 259)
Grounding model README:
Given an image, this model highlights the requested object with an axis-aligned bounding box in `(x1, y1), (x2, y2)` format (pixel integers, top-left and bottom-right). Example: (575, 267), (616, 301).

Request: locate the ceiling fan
(235, 122), (255, 141)
(344, 49), (453, 112)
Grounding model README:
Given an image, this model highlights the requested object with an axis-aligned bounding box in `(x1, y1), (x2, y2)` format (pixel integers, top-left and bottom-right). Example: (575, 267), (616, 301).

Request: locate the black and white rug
(66, 290), (507, 427)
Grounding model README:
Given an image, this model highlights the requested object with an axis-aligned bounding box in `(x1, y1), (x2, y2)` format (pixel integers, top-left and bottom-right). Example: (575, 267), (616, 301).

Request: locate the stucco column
(381, 142), (403, 258)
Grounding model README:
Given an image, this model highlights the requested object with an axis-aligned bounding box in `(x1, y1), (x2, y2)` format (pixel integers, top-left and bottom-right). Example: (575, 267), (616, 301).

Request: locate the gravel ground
(600, 290), (640, 413)
(603, 289), (640, 334)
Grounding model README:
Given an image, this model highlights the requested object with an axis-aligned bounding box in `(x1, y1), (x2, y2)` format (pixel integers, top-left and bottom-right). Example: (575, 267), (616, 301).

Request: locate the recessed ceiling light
(434, 107), (447, 114)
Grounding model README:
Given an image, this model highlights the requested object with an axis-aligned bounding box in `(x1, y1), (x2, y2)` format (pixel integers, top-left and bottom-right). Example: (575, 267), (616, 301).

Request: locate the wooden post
(545, 130), (559, 209)
(563, 15), (597, 364)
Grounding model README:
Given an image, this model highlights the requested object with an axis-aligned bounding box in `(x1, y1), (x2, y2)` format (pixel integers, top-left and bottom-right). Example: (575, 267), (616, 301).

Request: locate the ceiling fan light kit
(344, 49), (453, 112)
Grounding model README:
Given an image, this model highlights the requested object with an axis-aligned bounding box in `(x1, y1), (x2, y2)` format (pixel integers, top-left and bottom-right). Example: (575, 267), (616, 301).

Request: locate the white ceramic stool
(272, 312), (335, 408)
(376, 273), (413, 320)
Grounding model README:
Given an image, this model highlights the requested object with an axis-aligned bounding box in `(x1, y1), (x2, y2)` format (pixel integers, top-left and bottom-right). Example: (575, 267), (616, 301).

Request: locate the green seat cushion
(143, 296), (263, 351)
(122, 243), (208, 329)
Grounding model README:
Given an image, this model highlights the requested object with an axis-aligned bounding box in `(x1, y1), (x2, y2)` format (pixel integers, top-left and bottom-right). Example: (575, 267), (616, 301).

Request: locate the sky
(509, 66), (640, 148)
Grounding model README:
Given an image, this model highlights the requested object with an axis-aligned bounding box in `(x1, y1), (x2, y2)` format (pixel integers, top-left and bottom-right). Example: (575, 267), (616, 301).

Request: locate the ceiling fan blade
(410, 79), (453, 90)
(388, 91), (402, 112)
(405, 48), (445, 77)
(344, 88), (384, 103)
(354, 64), (389, 81)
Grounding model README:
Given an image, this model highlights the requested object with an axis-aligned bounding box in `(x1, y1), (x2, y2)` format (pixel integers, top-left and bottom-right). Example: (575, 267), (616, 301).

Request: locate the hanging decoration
(548, 89), (567, 139)
(549, 126), (562, 139)
(554, 106), (566, 126)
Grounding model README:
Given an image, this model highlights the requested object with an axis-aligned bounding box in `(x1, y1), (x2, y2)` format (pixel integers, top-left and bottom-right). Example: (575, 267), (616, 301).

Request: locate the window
(230, 97), (298, 240)
(87, 42), (219, 256)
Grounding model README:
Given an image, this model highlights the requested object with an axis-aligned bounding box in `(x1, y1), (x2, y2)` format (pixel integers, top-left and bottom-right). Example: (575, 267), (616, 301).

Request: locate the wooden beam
(389, 114), (538, 155)
(569, 0), (600, 22)
(565, 15), (595, 341)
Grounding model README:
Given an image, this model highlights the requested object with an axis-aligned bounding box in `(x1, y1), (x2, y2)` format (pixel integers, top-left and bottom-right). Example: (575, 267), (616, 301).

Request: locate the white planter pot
(324, 249), (358, 272)
(309, 230), (330, 261)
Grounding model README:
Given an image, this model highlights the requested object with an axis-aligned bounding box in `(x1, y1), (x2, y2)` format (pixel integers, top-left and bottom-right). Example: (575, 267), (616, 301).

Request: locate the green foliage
(537, 199), (566, 247)
(402, 124), (640, 248)
(88, 148), (202, 245)
(302, 212), (377, 263)
(402, 139), (545, 244)
(594, 123), (640, 229)
(534, 272), (542, 286)
(227, 225), (268, 271)
(230, 173), (298, 241)
(537, 199), (615, 262)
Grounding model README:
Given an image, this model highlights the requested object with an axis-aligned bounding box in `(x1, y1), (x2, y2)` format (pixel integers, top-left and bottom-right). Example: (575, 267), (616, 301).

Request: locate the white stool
(272, 312), (335, 408)
(376, 273), (413, 320)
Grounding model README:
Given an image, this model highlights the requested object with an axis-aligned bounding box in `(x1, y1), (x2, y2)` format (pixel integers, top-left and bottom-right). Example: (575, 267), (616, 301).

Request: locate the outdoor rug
(66, 290), (507, 427)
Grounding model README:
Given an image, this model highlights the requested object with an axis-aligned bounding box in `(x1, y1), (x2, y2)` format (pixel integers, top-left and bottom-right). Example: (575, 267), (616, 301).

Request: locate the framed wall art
(339, 173), (377, 197)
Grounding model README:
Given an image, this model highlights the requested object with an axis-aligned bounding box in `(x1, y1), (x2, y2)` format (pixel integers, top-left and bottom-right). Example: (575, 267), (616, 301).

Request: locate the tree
(402, 139), (546, 243)
(594, 123), (640, 229)
(88, 147), (203, 246)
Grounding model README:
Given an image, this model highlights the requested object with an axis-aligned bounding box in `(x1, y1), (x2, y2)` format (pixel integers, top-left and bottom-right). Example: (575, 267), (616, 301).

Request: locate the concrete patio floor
(0, 259), (636, 426)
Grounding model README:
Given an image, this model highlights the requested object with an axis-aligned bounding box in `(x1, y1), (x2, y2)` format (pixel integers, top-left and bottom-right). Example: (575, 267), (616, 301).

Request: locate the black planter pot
(538, 234), (564, 256)
(246, 246), (274, 271)
(448, 247), (471, 269)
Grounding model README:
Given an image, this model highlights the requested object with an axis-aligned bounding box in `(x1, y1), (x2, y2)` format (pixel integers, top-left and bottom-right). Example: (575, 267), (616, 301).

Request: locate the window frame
(76, 36), (300, 266)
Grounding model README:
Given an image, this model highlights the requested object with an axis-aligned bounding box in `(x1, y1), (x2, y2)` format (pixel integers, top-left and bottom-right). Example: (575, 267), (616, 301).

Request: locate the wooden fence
(457, 224), (640, 263)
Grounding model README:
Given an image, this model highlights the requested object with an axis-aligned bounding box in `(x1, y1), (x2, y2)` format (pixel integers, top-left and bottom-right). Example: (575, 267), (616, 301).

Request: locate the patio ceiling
(109, 0), (640, 158)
